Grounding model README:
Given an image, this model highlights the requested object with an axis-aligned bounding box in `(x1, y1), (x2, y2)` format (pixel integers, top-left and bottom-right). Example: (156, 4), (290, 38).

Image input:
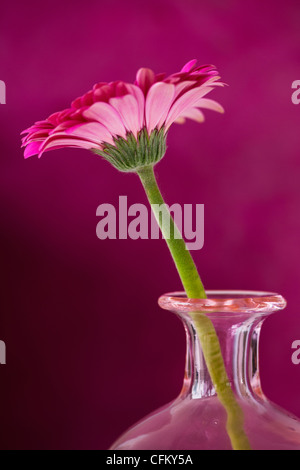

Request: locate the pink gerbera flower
(21, 60), (224, 171)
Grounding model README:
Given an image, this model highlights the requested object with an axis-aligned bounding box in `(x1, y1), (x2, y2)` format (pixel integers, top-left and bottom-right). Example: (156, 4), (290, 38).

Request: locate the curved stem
(137, 164), (251, 451)
(137, 165), (206, 299)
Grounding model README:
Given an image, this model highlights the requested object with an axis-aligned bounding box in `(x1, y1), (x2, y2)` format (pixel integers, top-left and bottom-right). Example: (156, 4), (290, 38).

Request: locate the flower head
(21, 60), (224, 171)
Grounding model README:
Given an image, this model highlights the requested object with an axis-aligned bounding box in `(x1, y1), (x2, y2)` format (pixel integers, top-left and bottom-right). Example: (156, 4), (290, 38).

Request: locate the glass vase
(110, 291), (300, 450)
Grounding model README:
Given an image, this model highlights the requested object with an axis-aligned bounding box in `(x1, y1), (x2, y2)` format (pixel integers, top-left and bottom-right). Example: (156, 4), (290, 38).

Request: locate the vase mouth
(158, 290), (287, 316)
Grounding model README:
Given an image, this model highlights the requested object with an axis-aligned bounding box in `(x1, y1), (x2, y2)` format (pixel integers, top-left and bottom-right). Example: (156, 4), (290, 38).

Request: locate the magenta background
(0, 0), (300, 450)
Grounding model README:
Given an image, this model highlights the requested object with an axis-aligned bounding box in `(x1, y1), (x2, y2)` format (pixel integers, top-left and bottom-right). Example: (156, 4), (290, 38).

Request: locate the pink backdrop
(1, 0), (300, 449)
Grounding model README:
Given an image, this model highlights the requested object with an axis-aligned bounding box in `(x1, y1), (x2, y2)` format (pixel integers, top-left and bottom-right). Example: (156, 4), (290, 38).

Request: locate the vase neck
(158, 291), (286, 403)
(180, 314), (266, 401)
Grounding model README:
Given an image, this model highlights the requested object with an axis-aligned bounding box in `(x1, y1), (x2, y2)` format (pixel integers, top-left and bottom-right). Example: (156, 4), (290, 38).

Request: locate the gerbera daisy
(21, 60), (224, 171)
(21, 61), (251, 450)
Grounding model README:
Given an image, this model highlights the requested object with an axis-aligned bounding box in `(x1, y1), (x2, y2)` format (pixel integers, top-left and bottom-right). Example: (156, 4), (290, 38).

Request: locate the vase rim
(158, 290), (287, 315)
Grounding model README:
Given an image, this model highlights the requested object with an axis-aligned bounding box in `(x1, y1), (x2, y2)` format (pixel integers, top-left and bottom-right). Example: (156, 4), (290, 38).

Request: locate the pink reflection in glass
(110, 291), (300, 450)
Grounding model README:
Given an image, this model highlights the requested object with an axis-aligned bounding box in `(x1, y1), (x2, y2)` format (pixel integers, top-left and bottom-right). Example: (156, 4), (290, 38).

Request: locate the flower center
(92, 127), (167, 172)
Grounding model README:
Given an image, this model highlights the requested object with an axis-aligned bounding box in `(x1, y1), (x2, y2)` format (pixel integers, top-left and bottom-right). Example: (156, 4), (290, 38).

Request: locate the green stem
(137, 165), (206, 299)
(137, 164), (251, 451)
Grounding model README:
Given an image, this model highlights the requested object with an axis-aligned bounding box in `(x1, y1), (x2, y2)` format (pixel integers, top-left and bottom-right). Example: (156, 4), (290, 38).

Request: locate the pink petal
(24, 141), (42, 158)
(135, 68), (155, 95)
(145, 82), (175, 133)
(173, 116), (186, 124)
(174, 108), (205, 124)
(165, 86), (213, 130)
(125, 84), (145, 128)
(196, 98), (224, 113)
(66, 122), (115, 145)
(21, 126), (51, 142)
(109, 94), (141, 137)
(47, 112), (62, 126)
(21, 121), (52, 134)
(93, 83), (116, 102)
(154, 72), (166, 83)
(57, 109), (73, 123)
(115, 81), (129, 97)
(93, 82), (106, 91)
(180, 59), (197, 73)
(204, 76), (224, 86)
(173, 80), (196, 100)
(49, 120), (82, 134)
(83, 102), (126, 138)
(39, 135), (101, 157)
(82, 90), (95, 107)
